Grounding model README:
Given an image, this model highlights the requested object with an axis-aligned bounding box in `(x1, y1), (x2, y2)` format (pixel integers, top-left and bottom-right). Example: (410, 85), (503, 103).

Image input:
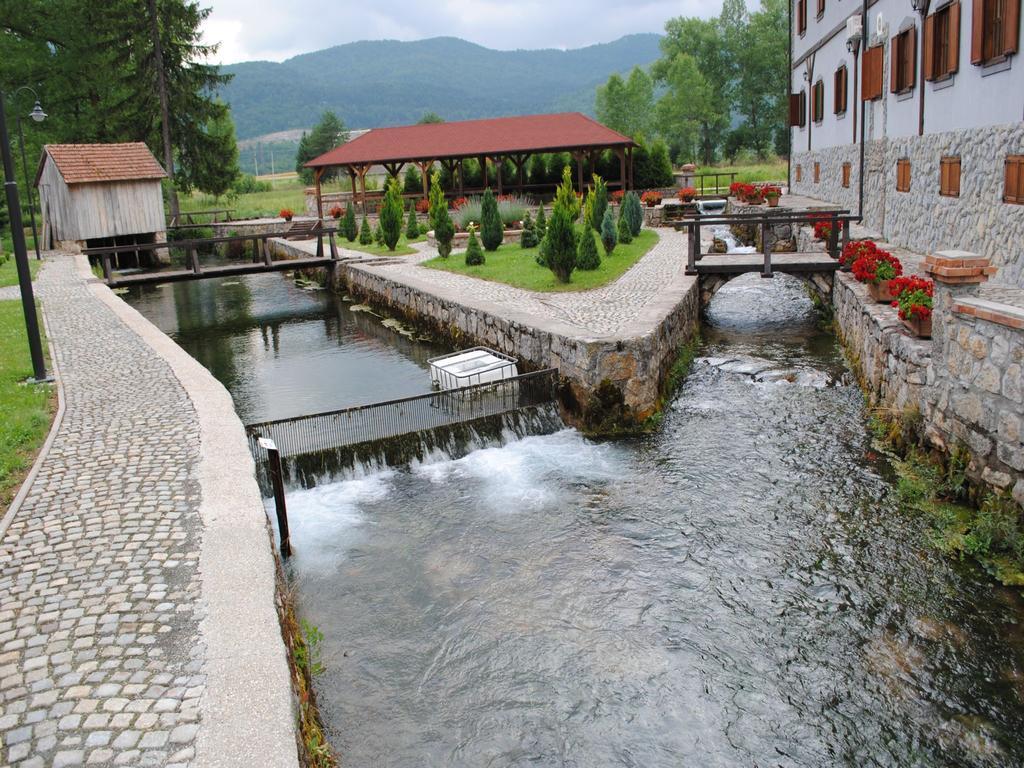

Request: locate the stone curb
(74, 256), (299, 768)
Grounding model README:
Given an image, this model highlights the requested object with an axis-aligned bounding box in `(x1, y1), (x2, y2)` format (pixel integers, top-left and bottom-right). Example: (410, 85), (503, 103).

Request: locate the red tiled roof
(38, 143), (167, 185)
(307, 112), (634, 168)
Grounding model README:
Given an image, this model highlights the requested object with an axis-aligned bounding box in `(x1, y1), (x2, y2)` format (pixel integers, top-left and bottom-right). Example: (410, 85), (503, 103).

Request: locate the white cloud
(200, 0), (733, 64)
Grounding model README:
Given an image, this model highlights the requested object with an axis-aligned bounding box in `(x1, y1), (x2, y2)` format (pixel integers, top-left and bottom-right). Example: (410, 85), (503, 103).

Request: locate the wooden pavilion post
(355, 164), (370, 215)
(417, 160), (432, 202)
(458, 158), (465, 196)
(348, 167), (357, 203)
(313, 167), (325, 220)
(615, 148), (626, 190)
(494, 156), (503, 196)
(479, 155), (488, 191)
(573, 151), (584, 192)
(512, 154), (528, 192)
(627, 146), (635, 190)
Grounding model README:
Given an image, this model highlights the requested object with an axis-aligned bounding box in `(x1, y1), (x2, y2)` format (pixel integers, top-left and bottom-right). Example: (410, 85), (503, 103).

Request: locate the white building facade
(789, 0), (1024, 283)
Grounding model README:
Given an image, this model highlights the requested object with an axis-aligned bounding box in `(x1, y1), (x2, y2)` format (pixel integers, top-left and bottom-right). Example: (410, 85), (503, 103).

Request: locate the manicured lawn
(0, 300), (54, 507)
(334, 233), (423, 257)
(694, 159), (788, 185)
(422, 228), (659, 292)
(0, 238), (43, 288)
(180, 175), (352, 220)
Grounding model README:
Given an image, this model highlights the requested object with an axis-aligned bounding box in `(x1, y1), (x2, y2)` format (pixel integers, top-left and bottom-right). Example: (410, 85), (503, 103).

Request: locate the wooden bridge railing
(167, 208), (235, 227)
(681, 172), (738, 197)
(675, 209), (858, 277)
(82, 229), (342, 285)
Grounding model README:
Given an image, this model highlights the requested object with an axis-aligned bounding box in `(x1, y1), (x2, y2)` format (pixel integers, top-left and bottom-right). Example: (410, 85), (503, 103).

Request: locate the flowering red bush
(328, 205), (343, 219)
(450, 197), (468, 210)
(610, 190), (625, 202)
(415, 198), (430, 214)
(730, 182), (761, 202)
(890, 276), (934, 320)
(851, 249), (903, 284)
(761, 185), (782, 199)
(678, 186), (697, 200)
(729, 181), (746, 196)
(279, 208), (294, 220)
(641, 190), (663, 206)
(839, 239), (880, 267)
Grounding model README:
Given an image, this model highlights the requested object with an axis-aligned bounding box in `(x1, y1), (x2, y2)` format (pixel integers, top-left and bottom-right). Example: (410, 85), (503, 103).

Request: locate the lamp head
(29, 101), (47, 123)
(910, 0), (925, 12)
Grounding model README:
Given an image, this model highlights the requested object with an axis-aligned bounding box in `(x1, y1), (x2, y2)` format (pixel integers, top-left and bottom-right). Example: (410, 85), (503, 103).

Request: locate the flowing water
(125, 272), (1024, 767)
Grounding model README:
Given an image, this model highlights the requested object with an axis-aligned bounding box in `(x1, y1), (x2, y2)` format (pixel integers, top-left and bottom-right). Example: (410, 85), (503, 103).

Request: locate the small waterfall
(264, 403), (565, 491)
(709, 225), (757, 254)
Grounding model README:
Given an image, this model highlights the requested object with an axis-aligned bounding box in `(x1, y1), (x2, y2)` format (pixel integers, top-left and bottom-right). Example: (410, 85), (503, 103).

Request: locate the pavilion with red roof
(305, 112), (636, 217)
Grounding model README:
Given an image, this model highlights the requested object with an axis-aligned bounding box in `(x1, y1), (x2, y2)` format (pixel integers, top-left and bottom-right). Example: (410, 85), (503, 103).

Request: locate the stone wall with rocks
(792, 123), (1024, 286)
(332, 263), (700, 423)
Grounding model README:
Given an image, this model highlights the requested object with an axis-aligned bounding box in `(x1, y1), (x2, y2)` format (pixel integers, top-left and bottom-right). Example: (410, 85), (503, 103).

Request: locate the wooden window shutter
(972, 0), (985, 62)
(810, 82), (816, 121)
(1005, 0), (1021, 55)
(924, 14), (936, 79)
(1007, 156), (1024, 203)
(891, 35), (900, 91)
(800, 90), (807, 126)
(909, 27), (918, 87)
(949, 1), (962, 73)
(862, 45), (883, 99)
(789, 93), (802, 126)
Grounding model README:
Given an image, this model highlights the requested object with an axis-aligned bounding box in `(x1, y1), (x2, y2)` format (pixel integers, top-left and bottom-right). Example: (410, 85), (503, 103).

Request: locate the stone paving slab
(284, 227), (693, 339)
(1, 254), (296, 768)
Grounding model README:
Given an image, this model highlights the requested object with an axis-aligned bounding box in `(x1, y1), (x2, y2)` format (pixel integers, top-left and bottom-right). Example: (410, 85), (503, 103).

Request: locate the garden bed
(421, 229), (659, 293)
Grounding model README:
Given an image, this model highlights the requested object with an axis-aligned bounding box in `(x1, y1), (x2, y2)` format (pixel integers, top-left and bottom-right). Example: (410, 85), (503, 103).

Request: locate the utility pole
(146, 0), (179, 221)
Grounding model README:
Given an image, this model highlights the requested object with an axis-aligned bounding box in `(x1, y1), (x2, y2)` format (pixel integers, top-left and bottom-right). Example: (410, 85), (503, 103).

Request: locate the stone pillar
(922, 250), (997, 355)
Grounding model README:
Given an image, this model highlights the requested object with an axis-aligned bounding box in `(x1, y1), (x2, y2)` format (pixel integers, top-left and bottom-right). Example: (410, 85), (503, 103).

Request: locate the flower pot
(283, 216), (293, 222)
(867, 280), (896, 303)
(646, 201), (657, 208)
(902, 315), (932, 338)
(766, 196), (779, 207)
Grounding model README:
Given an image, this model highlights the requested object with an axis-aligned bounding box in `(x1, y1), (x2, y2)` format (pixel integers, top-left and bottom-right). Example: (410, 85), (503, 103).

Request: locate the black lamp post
(14, 88), (46, 261)
(0, 90), (48, 382)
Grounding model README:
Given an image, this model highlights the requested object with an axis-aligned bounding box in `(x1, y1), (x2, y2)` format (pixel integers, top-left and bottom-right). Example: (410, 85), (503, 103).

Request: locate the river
(124, 271), (1024, 767)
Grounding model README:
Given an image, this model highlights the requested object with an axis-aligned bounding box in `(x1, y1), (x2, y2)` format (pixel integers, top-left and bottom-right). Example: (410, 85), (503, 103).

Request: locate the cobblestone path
(1, 255), (205, 767)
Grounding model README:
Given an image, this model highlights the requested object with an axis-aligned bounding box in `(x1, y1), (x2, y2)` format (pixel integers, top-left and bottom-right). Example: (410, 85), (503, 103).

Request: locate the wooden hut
(35, 143), (167, 260)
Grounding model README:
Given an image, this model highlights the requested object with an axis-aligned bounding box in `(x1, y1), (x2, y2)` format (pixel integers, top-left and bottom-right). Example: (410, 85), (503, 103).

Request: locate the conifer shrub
(479, 188), (503, 251)
(600, 208), (617, 256)
(576, 228), (601, 270)
(591, 175), (608, 232)
(379, 177), (403, 251)
(341, 205), (357, 241)
(617, 207), (633, 245)
(464, 225), (485, 265)
(520, 211), (538, 248)
(359, 216), (373, 245)
(535, 204), (547, 240)
(429, 171), (455, 258)
(622, 191), (643, 237)
(553, 166), (581, 221)
(544, 205), (577, 282)
(406, 202), (419, 240)
(373, 222), (384, 246)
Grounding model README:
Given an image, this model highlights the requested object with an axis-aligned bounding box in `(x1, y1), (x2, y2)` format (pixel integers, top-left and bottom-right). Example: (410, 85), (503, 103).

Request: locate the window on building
(817, 0), (825, 18)
(842, 162), (852, 188)
(897, 158), (912, 191)
(973, 0), (1022, 64)
(1006, 155), (1024, 203)
(925, 2), (961, 80)
(814, 162), (821, 183)
(862, 45), (885, 99)
(834, 65), (848, 113)
(940, 156), (961, 196)
(789, 91), (808, 127)
(797, 0), (808, 34)
(812, 80), (825, 122)
(796, 164), (803, 182)
(891, 27), (918, 93)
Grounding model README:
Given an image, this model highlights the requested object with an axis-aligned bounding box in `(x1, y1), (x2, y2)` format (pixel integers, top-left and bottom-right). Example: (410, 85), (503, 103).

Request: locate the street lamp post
(14, 88), (46, 260)
(0, 90), (48, 382)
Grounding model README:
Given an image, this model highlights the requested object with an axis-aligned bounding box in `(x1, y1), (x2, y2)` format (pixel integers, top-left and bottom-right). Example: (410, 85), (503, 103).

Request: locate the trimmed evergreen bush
(600, 208), (617, 256)
(406, 202), (419, 240)
(591, 175), (608, 233)
(553, 166), (581, 221)
(535, 205), (547, 240)
(576, 229), (601, 270)
(373, 221), (384, 246)
(544, 205), (576, 282)
(341, 205), (357, 241)
(479, 188), (503, 251)
(617, 207), (633, 245)
(379, 177), (403, 251)
(520, 211), (538, 248)
(359, 215), (373, 245)
(464, 225), (485, 265)
(429, 171), (455, 258)
(403, 165), (422, 195)
(622, 191), (643, 237)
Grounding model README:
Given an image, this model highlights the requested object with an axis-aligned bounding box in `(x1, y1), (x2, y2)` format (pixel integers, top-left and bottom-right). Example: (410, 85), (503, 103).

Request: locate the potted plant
(610, 190), (625, 204)
(641, 190), (663, 208)
(328, 205), (343, 219)
(890, 276), (934, 338)
(279, 208), (294, 222)
(811, 215), (834, 241)
(852, 247), (903, 302)
(839, 239), (878, 271)
(679, 186), (697, 203)
(762, 186), (782, 207)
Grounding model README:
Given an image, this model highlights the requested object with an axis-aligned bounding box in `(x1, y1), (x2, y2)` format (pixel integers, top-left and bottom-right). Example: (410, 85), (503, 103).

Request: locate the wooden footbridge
(83, 225), (341, 288)
(676, 209), (857, 279)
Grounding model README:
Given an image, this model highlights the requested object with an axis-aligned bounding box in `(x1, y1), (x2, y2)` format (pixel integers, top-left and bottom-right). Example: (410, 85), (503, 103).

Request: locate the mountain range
(220, 34), (663, 141)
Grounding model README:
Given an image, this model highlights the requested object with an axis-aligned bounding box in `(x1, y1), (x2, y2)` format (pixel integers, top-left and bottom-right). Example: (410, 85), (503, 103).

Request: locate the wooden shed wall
(38, 157), (166, 242)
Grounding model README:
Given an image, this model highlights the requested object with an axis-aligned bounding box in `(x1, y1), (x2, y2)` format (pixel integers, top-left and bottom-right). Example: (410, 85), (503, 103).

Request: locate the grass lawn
(422, 228), (659, 292)
(334, 233), (423, 257)
(0, 300), (54, 507)
(180, 175), (354, 220)
(694, 159), (788, 185)
(0, 233), (43, 288)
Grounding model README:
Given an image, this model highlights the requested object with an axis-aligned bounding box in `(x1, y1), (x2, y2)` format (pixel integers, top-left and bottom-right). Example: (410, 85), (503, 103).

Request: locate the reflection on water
(280, 274), (1024, 767)
(122, 273), (443, 423)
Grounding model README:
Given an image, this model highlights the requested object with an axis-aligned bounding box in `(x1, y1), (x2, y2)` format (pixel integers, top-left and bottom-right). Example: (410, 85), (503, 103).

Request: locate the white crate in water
(428, 347), (519, 390)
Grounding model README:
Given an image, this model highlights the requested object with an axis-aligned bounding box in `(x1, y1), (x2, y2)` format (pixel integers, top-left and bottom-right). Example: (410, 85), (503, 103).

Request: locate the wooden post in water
(259, 437), (291, 557)
(761, 221), (773, 278)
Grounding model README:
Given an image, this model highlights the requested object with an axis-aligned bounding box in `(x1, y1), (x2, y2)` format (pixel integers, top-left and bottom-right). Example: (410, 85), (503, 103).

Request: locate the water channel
(124, 271), (1024, 767)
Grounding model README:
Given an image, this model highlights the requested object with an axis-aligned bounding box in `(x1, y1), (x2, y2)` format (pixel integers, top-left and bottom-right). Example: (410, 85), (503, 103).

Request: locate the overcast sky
(201, 0), (733, 64)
